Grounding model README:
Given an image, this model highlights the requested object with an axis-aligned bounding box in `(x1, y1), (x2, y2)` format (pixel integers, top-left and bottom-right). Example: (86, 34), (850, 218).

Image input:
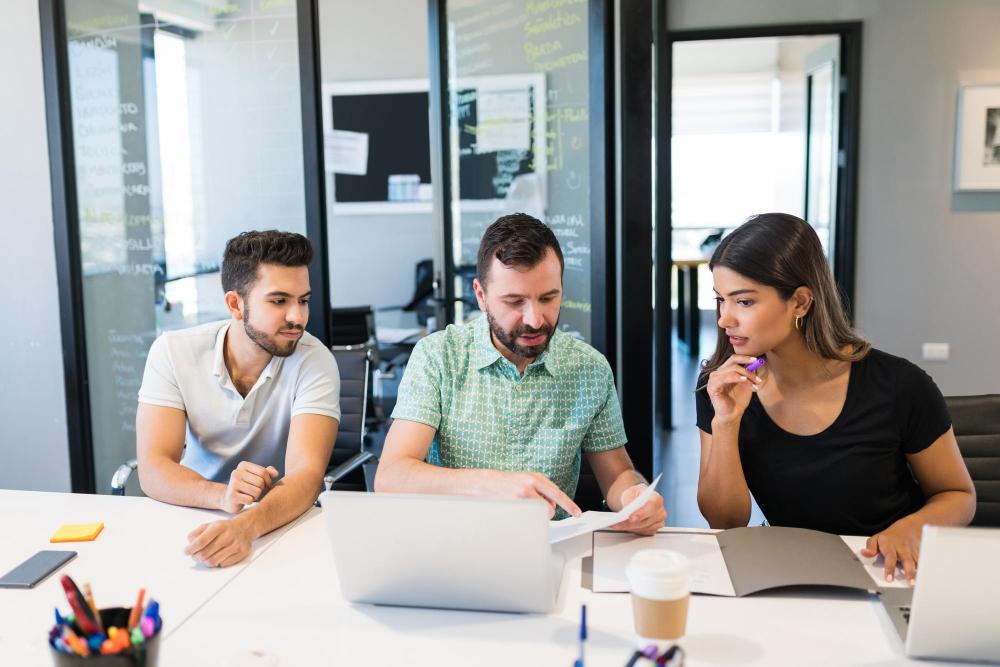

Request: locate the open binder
(592, 526), (877, 597)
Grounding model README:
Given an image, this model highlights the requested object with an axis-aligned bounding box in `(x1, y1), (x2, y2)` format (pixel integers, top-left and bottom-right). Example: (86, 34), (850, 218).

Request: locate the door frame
(657, 22), (863, 431)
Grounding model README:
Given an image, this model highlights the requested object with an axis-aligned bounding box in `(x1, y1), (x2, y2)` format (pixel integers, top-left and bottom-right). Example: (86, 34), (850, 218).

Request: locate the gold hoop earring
(795, 315), (803, 331)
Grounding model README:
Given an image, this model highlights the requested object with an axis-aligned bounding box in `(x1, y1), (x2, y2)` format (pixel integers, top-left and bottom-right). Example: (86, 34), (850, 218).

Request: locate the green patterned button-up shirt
(391, 314), (627, 509)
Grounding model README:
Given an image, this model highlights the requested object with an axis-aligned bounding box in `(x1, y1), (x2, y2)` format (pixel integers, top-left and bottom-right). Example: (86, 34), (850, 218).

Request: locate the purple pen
(745, 357), (766, 373)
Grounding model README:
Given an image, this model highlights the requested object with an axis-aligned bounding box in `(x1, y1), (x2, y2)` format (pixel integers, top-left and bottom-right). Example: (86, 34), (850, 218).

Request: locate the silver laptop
(880, 526), (1000, 662)
(319, 491), (565, 613)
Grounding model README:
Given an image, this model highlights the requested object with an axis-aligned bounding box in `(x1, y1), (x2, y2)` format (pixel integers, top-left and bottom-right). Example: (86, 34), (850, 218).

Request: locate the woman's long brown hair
(699, 213), (871, 380)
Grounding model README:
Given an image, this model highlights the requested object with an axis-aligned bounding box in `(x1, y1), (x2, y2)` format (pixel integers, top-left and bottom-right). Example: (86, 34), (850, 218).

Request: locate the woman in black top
(696, 213), (975, 586)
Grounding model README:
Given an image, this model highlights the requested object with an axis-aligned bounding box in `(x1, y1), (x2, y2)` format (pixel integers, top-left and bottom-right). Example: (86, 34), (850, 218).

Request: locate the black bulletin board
(456, 87), (535, 200)
(331, 92), (431, 203)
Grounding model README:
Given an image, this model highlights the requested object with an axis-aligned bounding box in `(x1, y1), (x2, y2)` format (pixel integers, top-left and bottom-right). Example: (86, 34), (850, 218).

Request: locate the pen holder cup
(50, 607), (162, 666)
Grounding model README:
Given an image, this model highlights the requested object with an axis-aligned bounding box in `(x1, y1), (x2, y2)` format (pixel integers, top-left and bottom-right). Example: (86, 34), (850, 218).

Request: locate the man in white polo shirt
(137, 230), (340, 568)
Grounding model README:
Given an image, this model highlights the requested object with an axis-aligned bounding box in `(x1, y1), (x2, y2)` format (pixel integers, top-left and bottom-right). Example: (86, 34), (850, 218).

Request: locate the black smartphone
(0, 550), (77, 589)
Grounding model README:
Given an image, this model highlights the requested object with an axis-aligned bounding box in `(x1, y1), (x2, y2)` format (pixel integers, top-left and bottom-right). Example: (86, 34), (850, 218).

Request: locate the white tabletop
(0, 490), (294, 664)
(164, 509), (959, 667)
(0, 492), (963, 666)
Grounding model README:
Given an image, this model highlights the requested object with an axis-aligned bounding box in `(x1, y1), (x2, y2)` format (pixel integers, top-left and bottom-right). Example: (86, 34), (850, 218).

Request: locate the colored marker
(82, 582), (104, 634)
(127, 588), (146, 631)
(745, 357), (766, 373)
(574, 604), (587, 667)
(59, 575), (101, 636)
(140, 615), (155, 639)
(144, 599), (160, 629)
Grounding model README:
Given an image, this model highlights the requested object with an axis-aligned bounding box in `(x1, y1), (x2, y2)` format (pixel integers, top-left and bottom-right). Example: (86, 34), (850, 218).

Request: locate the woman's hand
(707, 355), (764, 425)
(861, 516), (923, 585)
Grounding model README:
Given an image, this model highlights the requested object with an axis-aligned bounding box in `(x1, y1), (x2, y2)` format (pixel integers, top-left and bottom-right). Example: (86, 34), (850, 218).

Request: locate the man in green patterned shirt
(375, 214), (666, 534)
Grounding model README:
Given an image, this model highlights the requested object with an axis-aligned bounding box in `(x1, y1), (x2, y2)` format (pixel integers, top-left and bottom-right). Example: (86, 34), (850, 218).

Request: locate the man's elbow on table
(136, 456), (176, 504)
(373, 456), (411, 493)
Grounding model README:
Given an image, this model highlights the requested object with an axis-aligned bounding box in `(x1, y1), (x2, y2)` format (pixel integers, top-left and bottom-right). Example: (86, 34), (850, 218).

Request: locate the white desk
(0, 490), (295, 664)
(0, 493), (964, 666)
(165, 510), (959, 667)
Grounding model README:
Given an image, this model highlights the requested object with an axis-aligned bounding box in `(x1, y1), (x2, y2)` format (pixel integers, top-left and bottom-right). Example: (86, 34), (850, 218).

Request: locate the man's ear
(472, 277), (487, 311)
(225, 290), (244, 320)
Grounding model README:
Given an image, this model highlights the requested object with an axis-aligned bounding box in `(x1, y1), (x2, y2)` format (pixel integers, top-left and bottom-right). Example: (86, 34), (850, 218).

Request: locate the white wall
(318, 0), (436, 309)
(0, 0), (71, 490)
(671, 0), (1000, 395)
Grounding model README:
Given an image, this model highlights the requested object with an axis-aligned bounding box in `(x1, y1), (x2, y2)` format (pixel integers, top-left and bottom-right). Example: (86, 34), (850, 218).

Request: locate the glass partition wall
(439, 0), (599, 343)
(43, 0), (327, 492)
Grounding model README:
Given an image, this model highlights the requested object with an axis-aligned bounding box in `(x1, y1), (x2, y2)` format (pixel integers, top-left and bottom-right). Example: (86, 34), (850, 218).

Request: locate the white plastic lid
(625, 549), (691, 600)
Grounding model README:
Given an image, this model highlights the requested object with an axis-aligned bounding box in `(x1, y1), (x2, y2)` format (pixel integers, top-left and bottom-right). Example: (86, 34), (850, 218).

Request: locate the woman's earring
(795, 315), (803, 331)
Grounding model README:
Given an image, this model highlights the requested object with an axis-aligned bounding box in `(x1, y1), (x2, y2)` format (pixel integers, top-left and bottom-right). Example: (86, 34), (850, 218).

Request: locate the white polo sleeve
(292, 346), (342, 421)
(137, 335), (186, 411)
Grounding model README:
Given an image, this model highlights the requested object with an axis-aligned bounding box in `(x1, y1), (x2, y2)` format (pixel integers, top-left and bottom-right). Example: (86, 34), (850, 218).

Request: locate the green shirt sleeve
(581, 359), (628, 453)
(390, 336), (443, 429)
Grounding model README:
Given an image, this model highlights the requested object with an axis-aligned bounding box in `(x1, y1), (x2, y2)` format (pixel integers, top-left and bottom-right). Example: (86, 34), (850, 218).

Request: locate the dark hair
(221, 230), (313, 296)
(476, 213), (564, 285)
(701, 213), (870, 376)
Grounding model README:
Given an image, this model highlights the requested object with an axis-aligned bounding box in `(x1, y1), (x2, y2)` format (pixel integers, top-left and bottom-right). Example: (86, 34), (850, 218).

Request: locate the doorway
(657, 24), (862, 527)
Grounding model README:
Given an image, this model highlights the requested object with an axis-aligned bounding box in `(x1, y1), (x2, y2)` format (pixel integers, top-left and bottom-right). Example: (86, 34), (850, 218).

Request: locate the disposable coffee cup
(625, 549), (691, 641)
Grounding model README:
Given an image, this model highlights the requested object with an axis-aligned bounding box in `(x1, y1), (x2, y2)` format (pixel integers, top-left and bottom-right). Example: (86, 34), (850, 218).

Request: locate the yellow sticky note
(50, 522), (104, 543)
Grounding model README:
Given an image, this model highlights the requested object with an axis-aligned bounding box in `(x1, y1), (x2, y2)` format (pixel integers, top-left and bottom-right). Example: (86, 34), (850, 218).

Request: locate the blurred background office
(3, 0), (999, 528)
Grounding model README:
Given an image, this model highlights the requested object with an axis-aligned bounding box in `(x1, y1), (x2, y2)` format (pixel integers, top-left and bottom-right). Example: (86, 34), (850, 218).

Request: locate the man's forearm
(138, 458), (226, 510)
(231, 472), (323, 540)
(606, 469), (647, 512)
(376, 458), (495, 496)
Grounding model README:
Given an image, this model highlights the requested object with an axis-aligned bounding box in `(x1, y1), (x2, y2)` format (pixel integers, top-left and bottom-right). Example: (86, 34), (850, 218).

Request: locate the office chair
(329, 306), (377, 351)
(111, 458), (138, 496)
(398, 258), (435, 326)
(323, 347), (378, 491)
(111, 348), (375, 497)
(329, 305), (385, 420)
(944, 394), (1000, 527)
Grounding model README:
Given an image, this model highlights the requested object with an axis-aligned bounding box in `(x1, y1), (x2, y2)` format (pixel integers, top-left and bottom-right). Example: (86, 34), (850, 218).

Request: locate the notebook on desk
(880, 526), (1000, 663)
(319, 491), (565, 614)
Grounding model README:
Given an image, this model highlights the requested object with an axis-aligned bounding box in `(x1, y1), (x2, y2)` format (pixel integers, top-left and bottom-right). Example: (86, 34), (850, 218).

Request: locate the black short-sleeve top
(695, 349), (952, 535)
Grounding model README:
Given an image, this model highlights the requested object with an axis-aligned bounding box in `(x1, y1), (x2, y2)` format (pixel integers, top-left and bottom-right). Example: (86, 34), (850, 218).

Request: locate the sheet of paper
(548, 473), (661, 543)
(839, 535), (909, 589)
(475, 89), (530, 153)
(592, 529), (736, 596)
(325, 130), (369, 175)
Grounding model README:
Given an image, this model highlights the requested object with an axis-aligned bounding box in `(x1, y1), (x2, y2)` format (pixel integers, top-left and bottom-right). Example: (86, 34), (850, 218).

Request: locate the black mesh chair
(323, 347), (377, 491)
(329, 306), (377, 351)
(944, 394), (1000, 527)
(329, 305), (384, 418)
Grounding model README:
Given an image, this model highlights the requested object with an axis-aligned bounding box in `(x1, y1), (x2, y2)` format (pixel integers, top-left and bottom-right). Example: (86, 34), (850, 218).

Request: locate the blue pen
(574, 604), (587, 667)
(745, 357), (765, 373)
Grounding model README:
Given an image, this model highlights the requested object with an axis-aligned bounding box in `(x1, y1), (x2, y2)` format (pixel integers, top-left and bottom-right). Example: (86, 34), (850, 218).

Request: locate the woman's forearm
(905, 489), (977, 529)
(697, 420), (752, 528)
